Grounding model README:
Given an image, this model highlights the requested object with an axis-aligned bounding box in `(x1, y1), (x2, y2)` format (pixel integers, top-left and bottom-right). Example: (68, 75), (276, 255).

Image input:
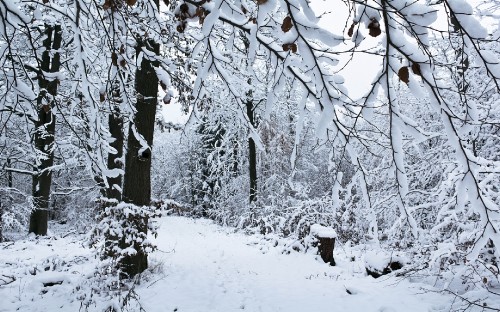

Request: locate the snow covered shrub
(78, 202), (163, 310)
(76, 259), (148, 312)
(237, 194), (369, 253)
(0, 189), (31, 241)
(90, 202), (161, 278)
(48, 166), (101, 232)
(421, 240), (500, 310)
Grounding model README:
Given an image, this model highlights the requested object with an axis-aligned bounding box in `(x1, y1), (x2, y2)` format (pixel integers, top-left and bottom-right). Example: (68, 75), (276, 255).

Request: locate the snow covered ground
(1, 216), (457, 312)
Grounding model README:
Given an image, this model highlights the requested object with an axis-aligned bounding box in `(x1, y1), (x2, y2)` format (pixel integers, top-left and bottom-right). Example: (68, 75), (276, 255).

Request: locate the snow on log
(31, 272), (68, 289)
(364, 250), (405, 278)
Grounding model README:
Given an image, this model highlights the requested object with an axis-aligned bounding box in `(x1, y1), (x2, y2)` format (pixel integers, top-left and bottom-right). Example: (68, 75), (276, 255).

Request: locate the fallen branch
(1, 242), (14, 249)
(0, 275), (16, 286)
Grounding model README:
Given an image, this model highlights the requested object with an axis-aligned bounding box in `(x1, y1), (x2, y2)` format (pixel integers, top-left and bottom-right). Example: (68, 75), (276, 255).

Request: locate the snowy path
(139, 217), (449, 312)
(0, 216), (453, 312)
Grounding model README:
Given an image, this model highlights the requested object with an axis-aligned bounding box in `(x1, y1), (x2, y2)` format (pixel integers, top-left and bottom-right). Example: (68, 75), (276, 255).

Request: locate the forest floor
(1, 216), (461, 312)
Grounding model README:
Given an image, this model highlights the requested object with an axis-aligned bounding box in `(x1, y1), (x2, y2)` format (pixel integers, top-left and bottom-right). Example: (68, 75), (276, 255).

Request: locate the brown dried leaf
(111, 52), (118, 66)
(119, 59), (126, 68)
(281, 16), (293, 33)
(282, 43), (290, 52)
(290, 43), (297, 53)
(368, 19), (381, 37)
(197, 7), (207, 24)
(126, 0), (137, 6)
(398, 66), (409, 84)
(411, 63), (421, 76)
(347, 22), (356, 37)
(99, 93), (105, 102)
(256, 0), (268, 5)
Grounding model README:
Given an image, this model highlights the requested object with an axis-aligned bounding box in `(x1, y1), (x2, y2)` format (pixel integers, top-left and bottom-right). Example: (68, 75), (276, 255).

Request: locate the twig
(444, 289), (500, 311)
(0, 275), (16, 286)
(2, 242), (14, 249)
(146, 276), (166, 289)
(62, 231), (76, 238)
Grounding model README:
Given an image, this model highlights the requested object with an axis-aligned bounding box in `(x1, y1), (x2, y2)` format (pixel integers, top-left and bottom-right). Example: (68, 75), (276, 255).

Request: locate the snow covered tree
(29, 23), (62, 235)
(1, 0), (498, 300)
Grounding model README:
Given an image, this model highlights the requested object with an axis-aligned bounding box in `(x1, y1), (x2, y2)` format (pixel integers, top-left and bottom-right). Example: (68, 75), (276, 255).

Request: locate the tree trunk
(106, 99), (123, 202)
(246, 99), (257, 203)
(122, 39), (158, 206)
(29, 24), (61, 235)
(120, 8), (160, 276)
(0, 201), (2, 243)
(0, 159), (13, 242)
(241, 34), (258, 204)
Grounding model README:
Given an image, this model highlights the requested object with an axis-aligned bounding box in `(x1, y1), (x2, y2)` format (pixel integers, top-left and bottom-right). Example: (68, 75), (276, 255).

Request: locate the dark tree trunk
(0, 201), (2, 243)
(7, 158), (12, 188)
(122, 38), (158, 206)
(106, 99), (123, 202)
(29, 24), (61, 236)
(120, 8), (160, 276)
(246, 99), (257, 203)
(0, 159), (13, 242)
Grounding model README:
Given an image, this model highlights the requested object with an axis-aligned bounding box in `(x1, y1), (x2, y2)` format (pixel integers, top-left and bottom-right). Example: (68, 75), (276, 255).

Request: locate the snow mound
(364, 250), (407, 278)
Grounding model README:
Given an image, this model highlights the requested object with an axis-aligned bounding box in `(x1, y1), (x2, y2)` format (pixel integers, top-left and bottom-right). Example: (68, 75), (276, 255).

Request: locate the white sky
(161, 91), (190, 125)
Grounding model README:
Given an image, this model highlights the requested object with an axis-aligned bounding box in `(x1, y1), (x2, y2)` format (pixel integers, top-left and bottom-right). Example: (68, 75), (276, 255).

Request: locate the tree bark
(0, 159), (13, 242)
(246, 99), (257, 203)
(106, 99), (123, 202)
(120, 8), (160, 276)
(0, 201), (2, 243)
(29, 24), (61, 235)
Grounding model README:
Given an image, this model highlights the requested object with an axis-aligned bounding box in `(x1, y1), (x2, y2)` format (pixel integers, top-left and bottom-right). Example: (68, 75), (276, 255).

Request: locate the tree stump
(310, 224), (337, 266)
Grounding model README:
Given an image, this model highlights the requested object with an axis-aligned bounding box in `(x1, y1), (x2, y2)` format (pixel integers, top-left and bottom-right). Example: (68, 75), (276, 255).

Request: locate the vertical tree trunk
(0, 159), (9, 242)
(29, 24), (61, 235)
(0, 201), (2, 243)
(106, 95), (123, 202)
(122, 40), (158, 206)
(246, 99), (257, 203)
(241, 34), (258, 203)
(104, 8), (127, 202)
(120, 1), (160, 276)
